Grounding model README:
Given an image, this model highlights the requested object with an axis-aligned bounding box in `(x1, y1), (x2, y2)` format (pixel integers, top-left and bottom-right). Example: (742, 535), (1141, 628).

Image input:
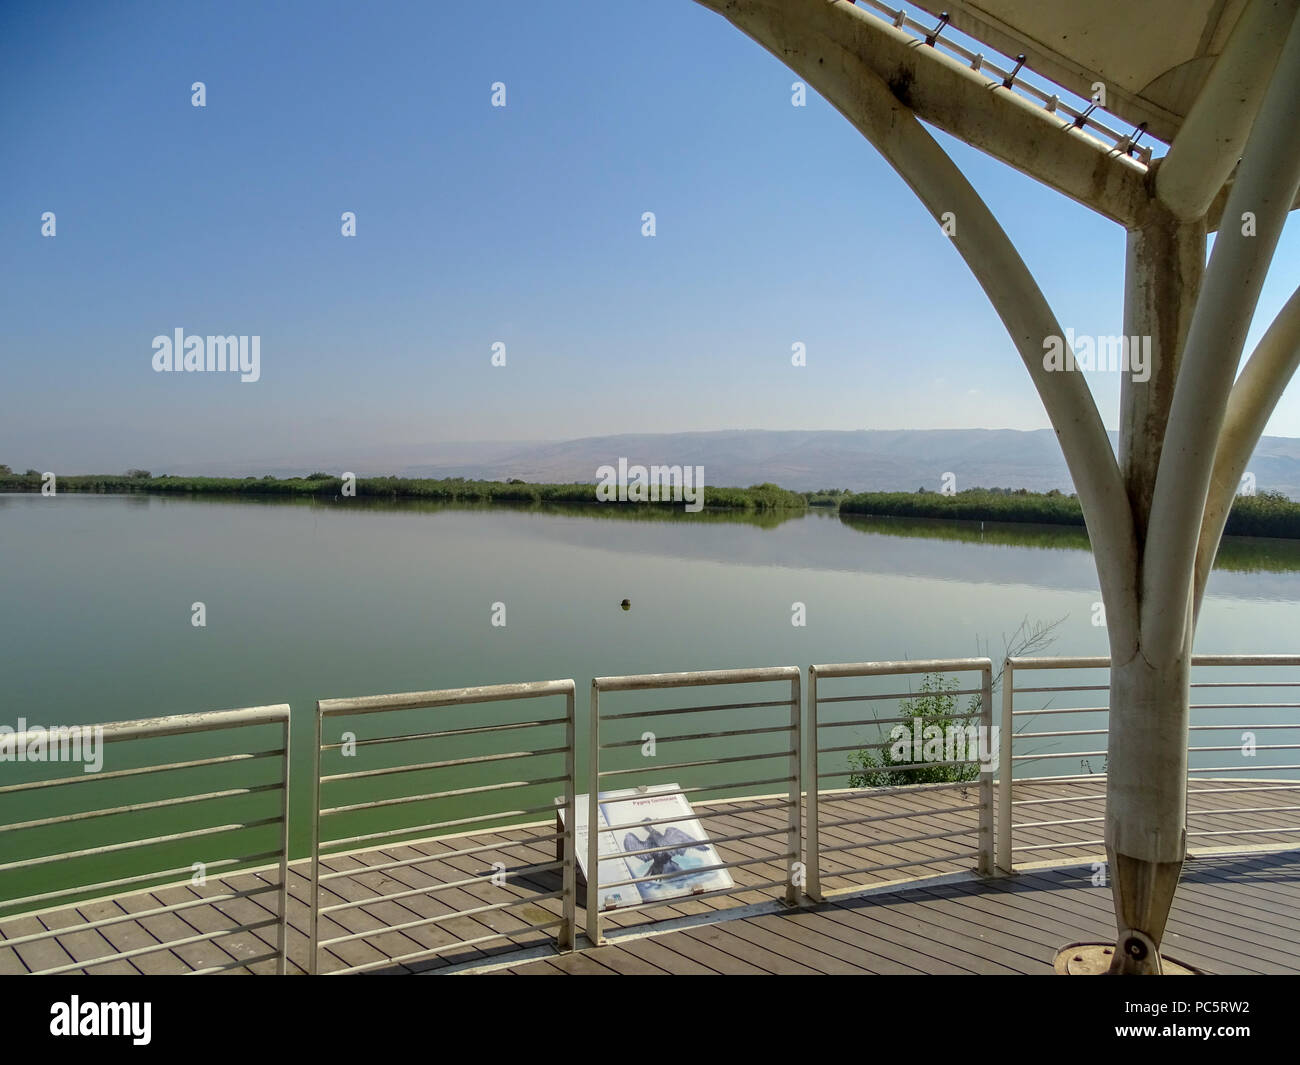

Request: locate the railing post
(586, 679), (603, 947)
(806, 666), (823, 902)
(560, 684), (576, 951)
(277, 714), (292, 975)
(997, 657), (1015, 874)
(308, 703), (322, 975)
(978, 661), (994, 875)
(786, 671), (801, 905)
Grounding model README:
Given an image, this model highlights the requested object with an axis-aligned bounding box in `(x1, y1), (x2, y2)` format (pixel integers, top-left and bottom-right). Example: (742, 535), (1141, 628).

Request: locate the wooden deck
(492, 850), (1300, 975)
(1, 778), (1296, 975)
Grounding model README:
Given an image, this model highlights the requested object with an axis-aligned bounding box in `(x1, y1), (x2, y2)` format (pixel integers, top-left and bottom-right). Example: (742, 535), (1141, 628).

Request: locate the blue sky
(2, 0), (1298, 472)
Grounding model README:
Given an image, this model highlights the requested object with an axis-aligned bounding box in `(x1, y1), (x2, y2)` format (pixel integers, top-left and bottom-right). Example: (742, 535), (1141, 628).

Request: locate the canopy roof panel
(906, 0), (1251, 142)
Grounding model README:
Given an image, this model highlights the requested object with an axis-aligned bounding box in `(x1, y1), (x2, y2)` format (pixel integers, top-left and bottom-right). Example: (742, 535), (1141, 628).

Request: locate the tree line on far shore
(2, 467), (1298, 538)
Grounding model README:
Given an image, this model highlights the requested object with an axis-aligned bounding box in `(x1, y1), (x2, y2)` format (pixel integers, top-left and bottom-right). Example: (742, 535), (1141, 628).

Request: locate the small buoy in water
(620, 599), (631, 610)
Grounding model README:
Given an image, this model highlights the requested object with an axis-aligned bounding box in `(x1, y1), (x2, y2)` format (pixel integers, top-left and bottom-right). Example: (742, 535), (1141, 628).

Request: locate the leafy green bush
(840, 488), (1085, 527)
(848, 674), (981, 787)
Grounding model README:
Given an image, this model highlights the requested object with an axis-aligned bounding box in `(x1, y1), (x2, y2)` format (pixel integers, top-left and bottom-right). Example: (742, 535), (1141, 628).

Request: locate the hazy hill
(165, 428), (1300, 498)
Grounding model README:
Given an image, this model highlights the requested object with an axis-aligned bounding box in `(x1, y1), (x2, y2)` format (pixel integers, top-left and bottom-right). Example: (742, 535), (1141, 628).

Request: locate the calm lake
(3, 492), (1299, 905)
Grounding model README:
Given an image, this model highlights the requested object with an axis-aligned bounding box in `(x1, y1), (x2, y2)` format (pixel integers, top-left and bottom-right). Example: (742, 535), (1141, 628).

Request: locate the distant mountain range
(162, 428), (1300, 499)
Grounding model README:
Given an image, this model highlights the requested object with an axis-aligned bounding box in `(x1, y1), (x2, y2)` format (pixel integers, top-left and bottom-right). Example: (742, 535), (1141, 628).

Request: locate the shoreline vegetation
(2, 469), (1299, 539)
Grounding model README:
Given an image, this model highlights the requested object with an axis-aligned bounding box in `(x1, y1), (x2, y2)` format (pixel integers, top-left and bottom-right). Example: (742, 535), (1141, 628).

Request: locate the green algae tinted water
(2, 492), (1298, 911)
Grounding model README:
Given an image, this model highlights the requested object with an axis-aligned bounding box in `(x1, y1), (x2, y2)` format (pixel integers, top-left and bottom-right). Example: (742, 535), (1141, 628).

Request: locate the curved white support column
(1142, 14), (1300, 661)
(1195, 284), (1300, 615)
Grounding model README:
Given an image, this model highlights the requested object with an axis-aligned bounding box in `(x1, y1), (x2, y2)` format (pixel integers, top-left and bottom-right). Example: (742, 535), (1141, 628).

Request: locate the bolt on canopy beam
(698, 0), (1149, 226)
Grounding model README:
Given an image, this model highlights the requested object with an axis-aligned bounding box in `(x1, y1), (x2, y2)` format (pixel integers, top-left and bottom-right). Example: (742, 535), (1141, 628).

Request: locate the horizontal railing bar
(1007, 657), (1110, 670)
(1187, 744), (1300, 753)
(600, 698), (793, 721)
(602, 878), (788, 915)
(616, 824), (789, 863)
(0, 882), (280, 948)
(321, 746), (567, 783)
(601, 725), (794, 749)
(1010, 751), (1105, 761)
(594, 666), (799, 692)
(811, 659), (990, 679)
(321, 776), (567, 816)
(317, 804), (558, 852)
(597, 750), (794, 777)
(1007, 773), (1107, 786)
(827, 852), (980, 879)
(588, 777), (796, 807)
(1190, 682), (1300, 689)
(817, 759), (976, 775)
(598, 798), (795, 836)
(1188, 804), (1300, 817)
(7, 706), (289, 752)
(817, 714), (982, 733)
(325, 921), (564, 975)
(1011, 706), (1108, 716)
(819, 738), (982, 758)
(1009, 654), (1300, 671)
(0, 782), (283, 835)
(321, 717), (568, 751)
(1188, 826), (1300, 838)
(0, 817), (283, 873)
(1189, 764), (1300, 773)
(319, 680), (574, 717)
(1015, 815), (1103, 830)
(318, 833), (564, 881)
(0, 750), (282, 796)
(0, 851), (283, 914)
(1190, 655), (1300, 667)
(600, 851), (793, 890)
(1017, 705), (1300, 716)
(320, 892), (565, 947)
(819, 827), (975, 856)
(816, 802), (976, 832)
(186, 951), (281, 975)
(1185, 702), (1300, 712)
(814, 687), (984, 706)
(1014, 685), (1110, 694)
(31, 917), (282, 976)
(818, 779), (978, 800)
(322, 861), (563, 913)
(1012, 838), (1105, 853)
(1013, 729), (1108, 740)
(1010, 793), (1108, 808)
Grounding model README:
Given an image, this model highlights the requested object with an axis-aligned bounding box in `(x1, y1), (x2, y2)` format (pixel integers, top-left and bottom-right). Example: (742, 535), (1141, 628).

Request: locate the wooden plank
(674, 923), (823, 975)
(745, 908), (930, 974)
(613, 934), (719, 975)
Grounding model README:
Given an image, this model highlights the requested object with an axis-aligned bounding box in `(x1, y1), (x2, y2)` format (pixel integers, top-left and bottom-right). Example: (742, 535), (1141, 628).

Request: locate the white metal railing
(808, 659), (994, 900)
(585, 667), (802, 945)
(0, 705), (291, 975)
(999, 655), (1300, 872)
(12, 656), (1294, 974)
(309, 679), (576, 974)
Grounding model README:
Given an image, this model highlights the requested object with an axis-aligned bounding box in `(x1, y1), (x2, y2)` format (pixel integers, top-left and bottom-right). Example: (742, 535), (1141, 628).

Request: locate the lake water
(2, 493), (1298, 906)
